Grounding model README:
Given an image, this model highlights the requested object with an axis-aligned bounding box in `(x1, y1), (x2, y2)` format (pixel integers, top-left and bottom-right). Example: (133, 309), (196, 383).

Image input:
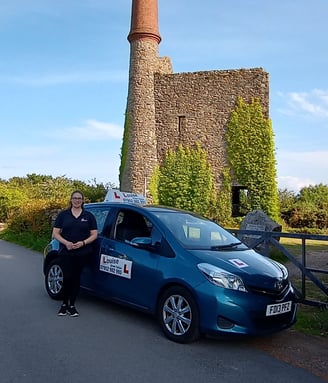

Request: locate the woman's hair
(69, 190), (85, 208)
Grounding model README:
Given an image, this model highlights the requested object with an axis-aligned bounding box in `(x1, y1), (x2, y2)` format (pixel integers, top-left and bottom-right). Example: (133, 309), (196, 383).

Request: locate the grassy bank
(0, 230), (50, 253)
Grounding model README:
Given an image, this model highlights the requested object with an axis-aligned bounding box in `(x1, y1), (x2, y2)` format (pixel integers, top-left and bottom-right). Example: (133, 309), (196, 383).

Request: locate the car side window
(86, 207), (111, 233)
(114, 209), (151, 242)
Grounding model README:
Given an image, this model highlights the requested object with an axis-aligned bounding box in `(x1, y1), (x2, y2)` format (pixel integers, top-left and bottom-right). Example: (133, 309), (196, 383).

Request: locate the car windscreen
(153, 211), (243, 249)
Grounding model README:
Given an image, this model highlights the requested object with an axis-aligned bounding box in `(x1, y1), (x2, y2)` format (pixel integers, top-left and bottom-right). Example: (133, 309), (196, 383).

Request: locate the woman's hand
(72, 241), (84, 249)
(65, 241), (75, 250)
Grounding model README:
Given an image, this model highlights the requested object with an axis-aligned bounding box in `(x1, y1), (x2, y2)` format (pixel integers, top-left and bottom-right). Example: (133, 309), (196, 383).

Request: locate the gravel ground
(286, 250), (328, 279)
(251, 329), (328, 381)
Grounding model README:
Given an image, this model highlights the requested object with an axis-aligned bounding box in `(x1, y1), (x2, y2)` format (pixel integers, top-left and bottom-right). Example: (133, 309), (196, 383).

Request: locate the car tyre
(45, 258), (64, 300)
(158, 286), (200, 343)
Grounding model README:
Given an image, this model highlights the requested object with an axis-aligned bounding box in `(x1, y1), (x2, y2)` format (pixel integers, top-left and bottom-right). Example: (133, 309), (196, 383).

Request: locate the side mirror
(130, 237), (153, 249)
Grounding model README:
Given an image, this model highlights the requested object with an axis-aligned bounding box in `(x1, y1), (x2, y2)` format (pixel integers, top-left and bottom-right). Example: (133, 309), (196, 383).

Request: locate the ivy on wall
(119, 110), (130, 185)
(150, 143), (216, 217)
(215, 167), (232, 224)
(226, 97), (279, 220)
(148, 164), (160, 204)
(121, 97), (279, 222)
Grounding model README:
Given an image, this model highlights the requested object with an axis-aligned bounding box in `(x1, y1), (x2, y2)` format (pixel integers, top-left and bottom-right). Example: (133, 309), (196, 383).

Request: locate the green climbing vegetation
(150, 143), (216, 217)
(226, 97), (279, 221)
(119, 110), (130, 185)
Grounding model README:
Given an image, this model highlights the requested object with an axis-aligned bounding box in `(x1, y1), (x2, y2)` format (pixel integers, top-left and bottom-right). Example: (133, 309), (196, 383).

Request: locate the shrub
(151, 143), (216, 217)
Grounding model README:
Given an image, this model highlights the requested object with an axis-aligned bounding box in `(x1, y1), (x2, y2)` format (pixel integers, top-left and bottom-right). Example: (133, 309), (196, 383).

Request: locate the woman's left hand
(72, 241), (84, 249)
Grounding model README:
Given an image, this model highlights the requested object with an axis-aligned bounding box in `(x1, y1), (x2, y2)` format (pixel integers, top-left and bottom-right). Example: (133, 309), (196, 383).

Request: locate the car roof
(84, 202), (192, 214)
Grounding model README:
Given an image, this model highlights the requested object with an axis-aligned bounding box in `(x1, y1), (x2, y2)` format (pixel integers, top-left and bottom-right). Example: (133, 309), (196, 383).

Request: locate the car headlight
(197, 263), (247, 292)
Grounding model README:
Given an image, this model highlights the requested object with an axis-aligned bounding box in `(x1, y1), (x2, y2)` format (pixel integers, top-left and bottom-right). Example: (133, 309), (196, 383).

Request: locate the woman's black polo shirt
(54, 209), (97, 243)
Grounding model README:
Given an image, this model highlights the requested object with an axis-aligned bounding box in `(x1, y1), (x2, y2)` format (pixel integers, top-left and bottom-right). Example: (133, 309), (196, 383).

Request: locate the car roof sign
(104, 189), (146, 205)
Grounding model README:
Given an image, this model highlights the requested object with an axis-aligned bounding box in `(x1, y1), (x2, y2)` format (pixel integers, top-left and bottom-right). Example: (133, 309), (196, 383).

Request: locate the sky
(0, 0), (327, 193)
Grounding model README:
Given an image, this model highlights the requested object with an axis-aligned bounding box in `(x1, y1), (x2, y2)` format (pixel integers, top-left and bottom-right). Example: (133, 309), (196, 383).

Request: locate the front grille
(247, 280), (290, 299)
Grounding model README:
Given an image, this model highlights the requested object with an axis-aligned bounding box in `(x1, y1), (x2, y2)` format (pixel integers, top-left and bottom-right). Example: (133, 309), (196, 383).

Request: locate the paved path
(0, 239), (325, 383)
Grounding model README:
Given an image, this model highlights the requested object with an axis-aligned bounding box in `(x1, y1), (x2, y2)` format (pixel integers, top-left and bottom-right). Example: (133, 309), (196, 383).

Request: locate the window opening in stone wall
(178, 115), (186, 137)
(232, 185), (248, 217)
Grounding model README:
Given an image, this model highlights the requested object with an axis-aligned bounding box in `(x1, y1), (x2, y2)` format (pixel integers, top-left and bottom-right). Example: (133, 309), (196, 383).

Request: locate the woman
(52, 190), (98, 317)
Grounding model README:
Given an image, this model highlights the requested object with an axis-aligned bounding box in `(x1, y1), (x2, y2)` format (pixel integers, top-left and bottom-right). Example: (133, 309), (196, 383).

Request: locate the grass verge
(271, 238), (328, 338)
(294, 304), (328, 336)
(0, 230), (49, 253)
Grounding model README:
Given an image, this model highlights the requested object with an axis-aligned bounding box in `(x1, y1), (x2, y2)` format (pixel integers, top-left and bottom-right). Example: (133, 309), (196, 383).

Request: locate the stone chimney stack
(120, 0), (162, 194)
(128, 0), (161, 44)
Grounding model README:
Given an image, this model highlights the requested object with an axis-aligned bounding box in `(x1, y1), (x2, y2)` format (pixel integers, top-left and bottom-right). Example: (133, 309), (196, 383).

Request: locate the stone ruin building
(120, 0), (269, 208)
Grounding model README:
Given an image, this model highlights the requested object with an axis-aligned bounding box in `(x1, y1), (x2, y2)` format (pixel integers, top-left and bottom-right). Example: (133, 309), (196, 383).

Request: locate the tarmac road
(0, 239), (325, 383)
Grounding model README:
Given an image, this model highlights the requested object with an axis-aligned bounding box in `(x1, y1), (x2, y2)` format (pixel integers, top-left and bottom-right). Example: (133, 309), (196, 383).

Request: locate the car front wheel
(158, 286), (200, 343)
(45, 258), (64, 300)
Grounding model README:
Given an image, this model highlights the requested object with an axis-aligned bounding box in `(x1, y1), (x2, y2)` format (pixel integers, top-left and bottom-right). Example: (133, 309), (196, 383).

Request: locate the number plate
(266, 301), (292, 316)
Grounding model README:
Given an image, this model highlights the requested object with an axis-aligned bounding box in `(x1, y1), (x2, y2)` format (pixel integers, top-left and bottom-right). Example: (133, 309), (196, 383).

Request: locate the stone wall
(122, 41), (269, 194)
(154, 68), (269, 188)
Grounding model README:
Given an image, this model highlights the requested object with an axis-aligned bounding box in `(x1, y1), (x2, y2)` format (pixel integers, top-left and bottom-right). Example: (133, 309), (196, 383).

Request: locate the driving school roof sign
(104, 189), (146, 205)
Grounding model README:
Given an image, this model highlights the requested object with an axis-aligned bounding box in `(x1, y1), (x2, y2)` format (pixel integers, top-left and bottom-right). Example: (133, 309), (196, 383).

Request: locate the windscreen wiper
(210, 242), (242, 250)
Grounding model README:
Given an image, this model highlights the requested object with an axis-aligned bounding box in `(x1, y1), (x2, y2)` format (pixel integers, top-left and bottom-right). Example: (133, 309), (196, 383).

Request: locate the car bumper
(196, 282), (297, 337)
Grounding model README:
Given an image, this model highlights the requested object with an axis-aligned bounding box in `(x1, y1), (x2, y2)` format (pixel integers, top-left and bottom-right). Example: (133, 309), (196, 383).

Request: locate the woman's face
(71, 192), (84, 208)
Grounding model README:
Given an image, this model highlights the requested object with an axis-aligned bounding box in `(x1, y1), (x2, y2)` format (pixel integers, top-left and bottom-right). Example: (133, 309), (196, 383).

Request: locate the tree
(279, 188), (297, 224)
(0, 174), (111, 230)
(284, 184), (328, 230)
(298, 184), (328, 207)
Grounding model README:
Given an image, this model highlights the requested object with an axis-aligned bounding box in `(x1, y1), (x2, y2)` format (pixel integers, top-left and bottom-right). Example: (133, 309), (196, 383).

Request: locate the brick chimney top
(128, 0), (161, 44)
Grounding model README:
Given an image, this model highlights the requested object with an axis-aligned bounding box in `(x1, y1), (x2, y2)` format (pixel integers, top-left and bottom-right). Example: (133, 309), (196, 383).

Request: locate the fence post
(301, 237), (306, 300)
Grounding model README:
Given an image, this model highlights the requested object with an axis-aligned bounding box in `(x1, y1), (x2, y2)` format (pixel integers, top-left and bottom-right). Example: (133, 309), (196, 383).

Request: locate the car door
(80, 204), (113, 290)
(94, 208), (162, 311)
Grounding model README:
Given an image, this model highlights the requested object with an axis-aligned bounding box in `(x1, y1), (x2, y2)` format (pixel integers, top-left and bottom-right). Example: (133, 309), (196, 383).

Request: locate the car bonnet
(189, 248), (287, 287)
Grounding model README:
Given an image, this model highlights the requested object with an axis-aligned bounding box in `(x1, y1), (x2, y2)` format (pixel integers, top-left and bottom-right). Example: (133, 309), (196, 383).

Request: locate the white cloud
(277, 176), (316, 193)
(68, 120), (123, 140)
(277, 150), (328, 192)
(0, 118), (123, 183)
(47, 151), (121, 185)
(278, 89), (328, 119)
(43, 120), (123, 141)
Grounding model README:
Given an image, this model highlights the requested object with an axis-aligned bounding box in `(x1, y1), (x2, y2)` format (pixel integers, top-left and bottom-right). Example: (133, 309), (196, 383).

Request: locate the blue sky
(1, 0), (327, 193)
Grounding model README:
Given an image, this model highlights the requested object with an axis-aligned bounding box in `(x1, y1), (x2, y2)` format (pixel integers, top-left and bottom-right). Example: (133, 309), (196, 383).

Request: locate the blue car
(43, 202), (297, 343)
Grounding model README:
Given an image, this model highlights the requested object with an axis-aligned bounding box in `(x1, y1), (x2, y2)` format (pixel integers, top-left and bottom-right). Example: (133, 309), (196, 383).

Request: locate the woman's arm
(83, 229), (98, 246)
(52, 227), (74, 250)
